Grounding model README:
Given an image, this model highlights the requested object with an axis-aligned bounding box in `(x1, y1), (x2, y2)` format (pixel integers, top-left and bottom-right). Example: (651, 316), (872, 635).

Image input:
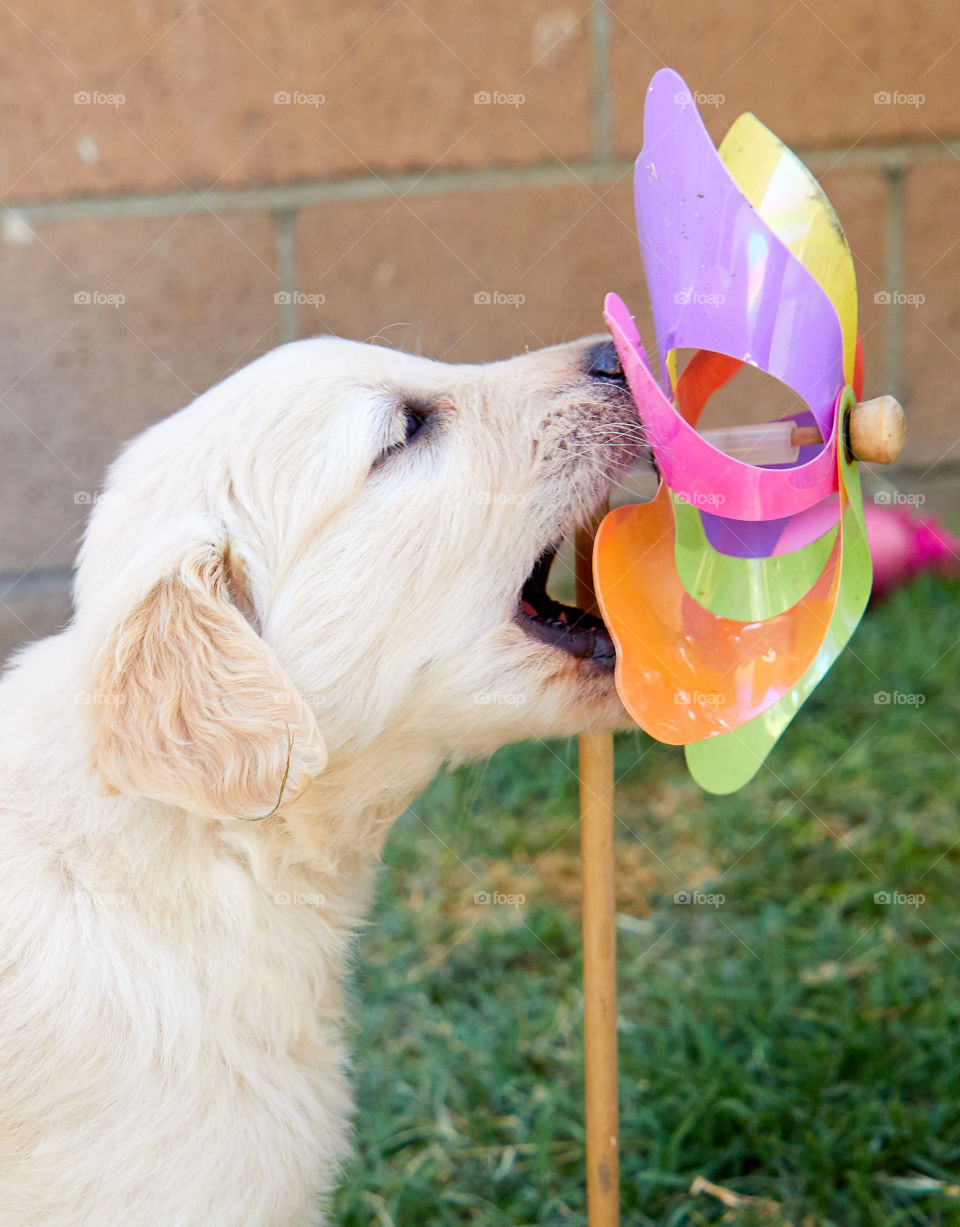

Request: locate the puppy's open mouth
(516, 543), (615, 672)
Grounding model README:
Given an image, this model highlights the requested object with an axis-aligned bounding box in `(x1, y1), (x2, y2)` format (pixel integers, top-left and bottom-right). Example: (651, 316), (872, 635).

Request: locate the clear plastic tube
(700, 420), (800, 465)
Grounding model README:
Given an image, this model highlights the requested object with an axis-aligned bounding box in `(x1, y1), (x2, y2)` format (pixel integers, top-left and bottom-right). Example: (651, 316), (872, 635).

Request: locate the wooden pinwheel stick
(576, 513), (620, 1227)
(700, 395), (906, 466)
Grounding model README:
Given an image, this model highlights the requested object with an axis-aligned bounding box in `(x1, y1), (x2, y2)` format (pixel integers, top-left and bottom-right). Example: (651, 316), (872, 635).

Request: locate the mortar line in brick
(272, 208), (299, 344)
(9, 164), (632, 222)
(882, 165), (906, 400)
(590, 0), (613, 161)
(6, 136), (960, 225)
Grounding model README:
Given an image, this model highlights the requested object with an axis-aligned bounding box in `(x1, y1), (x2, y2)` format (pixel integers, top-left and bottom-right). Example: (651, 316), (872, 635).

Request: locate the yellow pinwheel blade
(720, 112), (858, 384)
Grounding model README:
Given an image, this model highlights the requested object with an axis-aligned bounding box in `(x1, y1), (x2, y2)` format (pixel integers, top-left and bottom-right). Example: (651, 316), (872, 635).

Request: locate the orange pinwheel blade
(594, 481), (844, 745)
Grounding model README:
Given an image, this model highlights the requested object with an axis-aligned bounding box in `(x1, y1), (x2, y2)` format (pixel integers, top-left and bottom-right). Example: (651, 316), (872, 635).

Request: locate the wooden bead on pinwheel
(846, 395), (906, 465)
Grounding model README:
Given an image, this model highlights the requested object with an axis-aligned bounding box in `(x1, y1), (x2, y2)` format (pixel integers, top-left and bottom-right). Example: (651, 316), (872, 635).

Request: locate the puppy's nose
(586, 340), (625, 383)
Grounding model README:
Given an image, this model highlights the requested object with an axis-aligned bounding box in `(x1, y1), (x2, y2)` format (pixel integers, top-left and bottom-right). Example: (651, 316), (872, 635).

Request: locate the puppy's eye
(373, 398), (441, 469)
(402, 405), (429, 444)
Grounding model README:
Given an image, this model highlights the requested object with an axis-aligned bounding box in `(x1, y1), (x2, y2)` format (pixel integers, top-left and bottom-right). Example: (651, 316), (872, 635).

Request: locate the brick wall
(2, 0), (958, 660)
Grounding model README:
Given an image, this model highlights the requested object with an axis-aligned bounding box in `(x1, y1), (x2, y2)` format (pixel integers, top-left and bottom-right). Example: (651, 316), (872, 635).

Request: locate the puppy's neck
(276, 738), (445, 875)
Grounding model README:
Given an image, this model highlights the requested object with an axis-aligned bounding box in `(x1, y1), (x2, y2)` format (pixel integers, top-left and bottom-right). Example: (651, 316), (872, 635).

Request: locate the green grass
(332, 574), (960, 1226)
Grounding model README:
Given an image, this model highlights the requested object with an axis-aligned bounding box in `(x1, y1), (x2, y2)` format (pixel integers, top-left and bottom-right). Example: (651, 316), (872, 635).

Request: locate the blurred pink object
(776, 499), (960, 599)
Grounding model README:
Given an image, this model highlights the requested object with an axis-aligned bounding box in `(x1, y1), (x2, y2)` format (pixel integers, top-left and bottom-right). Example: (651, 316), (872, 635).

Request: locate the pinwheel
(593, 68), (906, 795)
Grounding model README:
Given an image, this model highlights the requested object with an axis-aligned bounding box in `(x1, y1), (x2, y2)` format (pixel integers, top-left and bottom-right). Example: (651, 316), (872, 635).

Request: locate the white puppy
(0, 335), (644, 1225)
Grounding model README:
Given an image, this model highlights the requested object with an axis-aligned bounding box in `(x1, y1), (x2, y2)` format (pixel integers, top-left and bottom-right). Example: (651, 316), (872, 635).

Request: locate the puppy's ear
(88, 543), (327, 819)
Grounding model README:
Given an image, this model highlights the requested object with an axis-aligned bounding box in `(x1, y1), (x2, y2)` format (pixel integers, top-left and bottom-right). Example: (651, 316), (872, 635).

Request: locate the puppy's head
(78, 335), (647, 819)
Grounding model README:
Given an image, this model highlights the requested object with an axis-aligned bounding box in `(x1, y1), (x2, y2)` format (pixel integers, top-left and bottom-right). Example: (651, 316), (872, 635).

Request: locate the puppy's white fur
(0, 336), (639, 1225)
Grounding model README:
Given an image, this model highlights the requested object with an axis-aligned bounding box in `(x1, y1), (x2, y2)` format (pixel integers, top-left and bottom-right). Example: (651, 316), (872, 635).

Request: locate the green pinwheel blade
(673, 495), (839, 621)
(685, 400), (872, 794)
